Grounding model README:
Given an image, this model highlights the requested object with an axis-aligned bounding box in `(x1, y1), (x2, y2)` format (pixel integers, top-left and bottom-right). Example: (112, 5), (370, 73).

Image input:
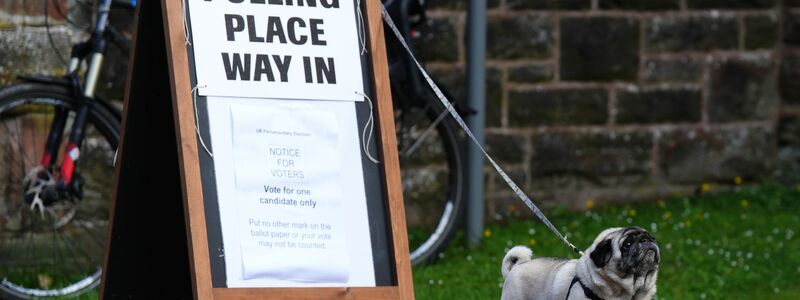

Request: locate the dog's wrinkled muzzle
(640, 241), (660, 264)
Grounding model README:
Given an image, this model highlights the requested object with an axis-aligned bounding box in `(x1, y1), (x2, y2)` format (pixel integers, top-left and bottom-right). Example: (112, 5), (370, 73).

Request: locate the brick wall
(1, 1), (798, 221)
(1, 0), (74, 82)
(0, 0), (133, 100)
(419, 0), (799, 219)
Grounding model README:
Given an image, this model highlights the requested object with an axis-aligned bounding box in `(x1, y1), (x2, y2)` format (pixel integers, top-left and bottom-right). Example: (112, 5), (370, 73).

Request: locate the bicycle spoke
(32, 105), (42, 166)
(0, 234), (8, 263)
(55, 225), (92, 280)
(403, 107), (449, 157)
(74, 218), (106, 249)
(21, 215), (38, 281)
(15, 117), (36, 167)
(51, 221), (73, 285)
(0, 231), (18, 270)
(3, 121), (28, 185)
(56, 234), (86, 282)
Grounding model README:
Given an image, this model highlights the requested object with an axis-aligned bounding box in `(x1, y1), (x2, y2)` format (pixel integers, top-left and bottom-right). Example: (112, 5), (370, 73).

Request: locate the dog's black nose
(641, 242), (660, 263)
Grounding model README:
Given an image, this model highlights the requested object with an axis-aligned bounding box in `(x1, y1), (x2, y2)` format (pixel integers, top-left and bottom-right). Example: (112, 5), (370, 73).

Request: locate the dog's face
(588, 227), (660, 279)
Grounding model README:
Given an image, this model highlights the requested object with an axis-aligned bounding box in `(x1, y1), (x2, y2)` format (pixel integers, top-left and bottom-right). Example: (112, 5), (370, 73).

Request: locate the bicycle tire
(394, 82), (465, 265)
(0, 83), (119, 299)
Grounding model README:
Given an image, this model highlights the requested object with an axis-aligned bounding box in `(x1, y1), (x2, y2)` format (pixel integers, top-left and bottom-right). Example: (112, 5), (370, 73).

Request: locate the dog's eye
(623, 241), (632, 249)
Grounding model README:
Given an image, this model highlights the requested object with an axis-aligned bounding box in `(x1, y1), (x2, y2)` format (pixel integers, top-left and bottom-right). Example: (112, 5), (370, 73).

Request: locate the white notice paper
(186, 0), (365, 101)
(231, 105), (349, 282)
(207, 97), (376, 287)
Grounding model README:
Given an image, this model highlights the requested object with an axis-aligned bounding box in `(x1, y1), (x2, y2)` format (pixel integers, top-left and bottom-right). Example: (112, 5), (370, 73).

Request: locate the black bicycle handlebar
(105, 25), (131, 56)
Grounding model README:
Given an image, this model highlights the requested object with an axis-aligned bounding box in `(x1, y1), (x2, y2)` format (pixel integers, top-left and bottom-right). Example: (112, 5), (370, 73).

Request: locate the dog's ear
(590, 239), (613, 268)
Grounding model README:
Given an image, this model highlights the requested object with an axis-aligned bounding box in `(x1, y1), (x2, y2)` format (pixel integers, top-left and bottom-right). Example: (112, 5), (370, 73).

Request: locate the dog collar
(566, 277), (604, 300)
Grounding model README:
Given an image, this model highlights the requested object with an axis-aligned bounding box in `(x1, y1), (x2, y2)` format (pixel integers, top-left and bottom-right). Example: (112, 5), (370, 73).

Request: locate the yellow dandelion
(701, 183), (712, 193)
(484, 229), (492, 238)
(529, 239), (537, 247)
(663, 211), (672, 218)
(657, 198), (666, 208)
(628, 209), (637, 217)
(734, 176), (743, 185)
(685, 220), (692, 228)
(585, 199), (595, 209)
(740, 199), (749, 208)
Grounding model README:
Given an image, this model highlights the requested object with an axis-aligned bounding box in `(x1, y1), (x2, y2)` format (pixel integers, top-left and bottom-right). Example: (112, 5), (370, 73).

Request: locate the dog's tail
(502, 246), (533, 279)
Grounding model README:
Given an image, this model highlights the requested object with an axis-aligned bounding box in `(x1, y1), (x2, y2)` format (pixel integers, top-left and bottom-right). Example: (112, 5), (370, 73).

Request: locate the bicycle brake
(29, 194), (45, 218)
(22, 166), (75, 207)
(22, 166), (55, 217)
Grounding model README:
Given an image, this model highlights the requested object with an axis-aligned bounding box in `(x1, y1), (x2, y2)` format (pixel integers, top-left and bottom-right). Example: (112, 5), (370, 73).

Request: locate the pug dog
(501, 227), (659, 300)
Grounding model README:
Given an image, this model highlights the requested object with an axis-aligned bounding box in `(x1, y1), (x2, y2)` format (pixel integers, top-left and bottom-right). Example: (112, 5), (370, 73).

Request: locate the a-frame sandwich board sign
(101, 0), (413, 299)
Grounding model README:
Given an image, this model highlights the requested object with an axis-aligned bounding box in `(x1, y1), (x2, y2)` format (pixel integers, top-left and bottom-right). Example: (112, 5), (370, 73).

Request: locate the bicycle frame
(39, 0), (115, 200)
(383, 0), (475, 118)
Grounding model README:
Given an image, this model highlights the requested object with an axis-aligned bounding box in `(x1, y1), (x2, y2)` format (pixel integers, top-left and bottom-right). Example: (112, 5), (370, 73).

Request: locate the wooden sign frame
(101, 0), (413, 299)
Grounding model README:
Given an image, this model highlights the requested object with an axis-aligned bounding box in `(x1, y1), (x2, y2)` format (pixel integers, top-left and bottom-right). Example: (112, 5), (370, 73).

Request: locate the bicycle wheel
(394, 83), (465, 265)
(0, 83), (119, 299)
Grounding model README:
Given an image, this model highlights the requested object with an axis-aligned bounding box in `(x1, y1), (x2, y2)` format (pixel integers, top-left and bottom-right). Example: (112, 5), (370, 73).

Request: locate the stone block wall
(0, 0), (133, 100)
(1, 1), (798, 222)
(419, 0), (799, 219)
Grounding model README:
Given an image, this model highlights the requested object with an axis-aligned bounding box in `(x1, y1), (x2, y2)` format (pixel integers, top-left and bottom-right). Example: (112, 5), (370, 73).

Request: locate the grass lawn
(15, 183), (798, 299)
(412, 183), (800, 300)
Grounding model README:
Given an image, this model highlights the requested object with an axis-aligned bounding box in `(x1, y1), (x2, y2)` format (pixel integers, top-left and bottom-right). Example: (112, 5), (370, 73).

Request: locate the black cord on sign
(45, 0), (68, 67)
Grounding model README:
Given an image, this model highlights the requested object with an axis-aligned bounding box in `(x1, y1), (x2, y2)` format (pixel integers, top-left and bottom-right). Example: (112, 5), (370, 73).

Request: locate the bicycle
(383, 0), (470, 265)
(0, 0), (132, 298)
(0, 0), (466, 297)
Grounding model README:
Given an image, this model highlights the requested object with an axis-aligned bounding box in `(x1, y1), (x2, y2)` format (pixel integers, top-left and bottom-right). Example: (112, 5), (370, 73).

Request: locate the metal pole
(466, 0), (487, 247)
